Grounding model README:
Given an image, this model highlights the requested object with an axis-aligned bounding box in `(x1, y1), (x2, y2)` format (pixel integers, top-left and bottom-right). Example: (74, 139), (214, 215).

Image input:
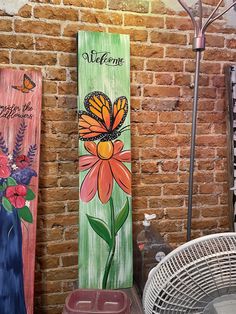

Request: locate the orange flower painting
(79, 140), (131, 204)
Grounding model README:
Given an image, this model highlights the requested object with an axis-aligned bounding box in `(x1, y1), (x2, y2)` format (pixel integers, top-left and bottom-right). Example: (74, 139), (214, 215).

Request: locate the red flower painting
(0, 155), (10, 178)
(6, 185), (27, 208)
(79, 140), (131, 204)
(16, 155), (30, 169)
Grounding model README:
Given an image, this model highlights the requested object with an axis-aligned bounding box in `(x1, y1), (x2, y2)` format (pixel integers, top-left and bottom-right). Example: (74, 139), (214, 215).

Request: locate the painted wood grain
(0, 68), (42, 314)
(78, 31), (132, 289)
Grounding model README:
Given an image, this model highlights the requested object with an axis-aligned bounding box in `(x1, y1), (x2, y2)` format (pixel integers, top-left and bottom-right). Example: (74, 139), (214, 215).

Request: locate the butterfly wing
(79, 111), (109, 141)
(12, 85), (23, 91)
(84, 91), (112, 131)
(23, 74), (36, 91)
(112, 96), (128, 131)
(12, 74), (36, 93)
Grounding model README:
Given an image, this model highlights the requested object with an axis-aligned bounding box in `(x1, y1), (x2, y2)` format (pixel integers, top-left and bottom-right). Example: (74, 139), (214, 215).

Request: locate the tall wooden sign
(0, 68), (42, 314)
(78, 31), (132, 289)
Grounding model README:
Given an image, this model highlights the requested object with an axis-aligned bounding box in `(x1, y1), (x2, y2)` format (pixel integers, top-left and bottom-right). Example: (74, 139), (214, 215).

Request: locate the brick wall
(0, 0), (235, 312)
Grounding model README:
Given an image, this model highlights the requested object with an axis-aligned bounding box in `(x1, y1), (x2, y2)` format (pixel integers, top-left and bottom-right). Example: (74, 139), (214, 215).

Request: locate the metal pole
(177, 0), (236, 241)
(187, 51), (201, 241)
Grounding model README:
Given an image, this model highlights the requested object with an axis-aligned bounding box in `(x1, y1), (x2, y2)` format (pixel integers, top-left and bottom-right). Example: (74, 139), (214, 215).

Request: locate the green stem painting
(87, 198), (129, 289)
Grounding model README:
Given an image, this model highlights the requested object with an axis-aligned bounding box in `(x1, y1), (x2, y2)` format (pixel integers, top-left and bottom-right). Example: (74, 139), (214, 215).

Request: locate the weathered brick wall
(0, 0), (234, 312)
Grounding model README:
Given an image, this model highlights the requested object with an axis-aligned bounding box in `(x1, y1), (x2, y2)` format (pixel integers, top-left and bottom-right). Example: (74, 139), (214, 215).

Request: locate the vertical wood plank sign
(0, 68), (42, 314)
(78, 31), (132, 289)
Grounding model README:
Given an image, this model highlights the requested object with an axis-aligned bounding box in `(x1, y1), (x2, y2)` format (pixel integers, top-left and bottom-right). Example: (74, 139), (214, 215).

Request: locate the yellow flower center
(97, 141), (114, 160)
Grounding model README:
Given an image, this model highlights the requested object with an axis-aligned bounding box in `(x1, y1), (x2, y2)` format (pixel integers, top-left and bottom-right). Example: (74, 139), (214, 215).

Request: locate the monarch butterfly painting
(79, 91), (129, 142)
(12, 74), (36, 93)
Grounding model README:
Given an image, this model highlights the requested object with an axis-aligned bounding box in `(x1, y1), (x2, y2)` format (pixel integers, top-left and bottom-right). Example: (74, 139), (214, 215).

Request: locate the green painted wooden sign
(78, 31), (132, 289)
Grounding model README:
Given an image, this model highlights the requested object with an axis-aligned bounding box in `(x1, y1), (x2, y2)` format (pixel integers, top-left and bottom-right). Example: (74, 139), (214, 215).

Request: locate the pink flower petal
(113, 140), (124, 154)
(80, 160), (102, 203)
(6, 186), (16, 197)
(109, 158), (131, 195)
(79, 156), (99, 171)
(98, 160), (113, 204)
(114, 151), (131, 162)
(8, 195), (17, 207)
(15, 196), (26, 208)
(15, 185), (27, 196)
(0, 165), (10, 178)
(0, 155), (8, 165)
(84, 142), (97, 156)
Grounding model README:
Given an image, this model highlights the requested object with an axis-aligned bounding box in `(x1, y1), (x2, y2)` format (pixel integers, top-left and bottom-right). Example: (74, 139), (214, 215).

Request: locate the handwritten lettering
(82, 50), (124, 66)
(0, 101), (33, 119)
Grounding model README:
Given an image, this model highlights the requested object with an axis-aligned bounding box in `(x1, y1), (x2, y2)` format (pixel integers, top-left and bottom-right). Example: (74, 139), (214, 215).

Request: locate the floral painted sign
(78, 31), (132, 289)
(0, 69), (42, 314)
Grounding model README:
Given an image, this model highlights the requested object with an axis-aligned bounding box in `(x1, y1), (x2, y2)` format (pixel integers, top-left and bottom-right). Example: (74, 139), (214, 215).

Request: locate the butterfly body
(12, 74), (36, 93)
(79, 91), (129, 142)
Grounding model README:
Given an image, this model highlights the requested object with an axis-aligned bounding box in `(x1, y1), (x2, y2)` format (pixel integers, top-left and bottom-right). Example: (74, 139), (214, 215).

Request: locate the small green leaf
(25, 188), (35, 201)
(7, 177), (17, 186)
(86, 214), (112, 248)
(2, 197), (13, 212)
(115, 198), (129, 235)
(18, 206), (33, 223)
(0, 185), (5, 191)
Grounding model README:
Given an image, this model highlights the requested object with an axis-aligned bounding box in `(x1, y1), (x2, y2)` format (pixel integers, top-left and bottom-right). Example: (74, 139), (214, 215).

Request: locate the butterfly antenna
(120, 125), (130, 133)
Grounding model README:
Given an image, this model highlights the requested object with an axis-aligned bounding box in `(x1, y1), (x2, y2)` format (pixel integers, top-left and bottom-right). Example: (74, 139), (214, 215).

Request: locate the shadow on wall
(0, 0), (29, 15)
(163, 0), (236, 28)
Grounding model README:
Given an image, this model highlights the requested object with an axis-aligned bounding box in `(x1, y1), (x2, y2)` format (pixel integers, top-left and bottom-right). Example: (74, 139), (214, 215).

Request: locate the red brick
(15, 20), (61, 36)
(146, 60), (184, 72)
(150, 31), (187, 45)
(144, 86), (180, 97)
(81, 10), (122, 25)
(108, 0), (149, 13)
(34, 6), (78, 20)
(134, 72), (153, 84)
(63, 0), (106, 8)
(155, 73), (173, 85)
(131, 43), (164, 58)
(12, 51), (57, 65)
(0, 51), (10, 63)
(137, 123), (175, 135)
(0, 19), (12, 31)
(36, 37), (76, 53)
(142, 99), (178, 111)
(166, 47), (194, 59)
(17, 4), (32, 18)
(166, 17), (193, 30)
(204, 49), (236, 61)
(108, 27), (148, 42)
(226, 38), (236, 49)
(185, 61), (221, 74)
(159, 112), (192, 123)
(124, 14), (164, 28)
(0, 34), (33, 49)
(156, 135), (190, 147)
(141, 148), (177, 160)
(63, 23), (105, 37)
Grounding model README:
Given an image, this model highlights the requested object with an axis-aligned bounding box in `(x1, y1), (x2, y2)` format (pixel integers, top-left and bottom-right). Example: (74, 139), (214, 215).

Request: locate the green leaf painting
(2, 196), (13, 212)
(18, 206), (33, 223)
(7, 177), (17, 186)
(25, 188), (35, 201)
(115, 198), (129, 235)
(78, 31), (132, 289)
(87, 215), (112, 248)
